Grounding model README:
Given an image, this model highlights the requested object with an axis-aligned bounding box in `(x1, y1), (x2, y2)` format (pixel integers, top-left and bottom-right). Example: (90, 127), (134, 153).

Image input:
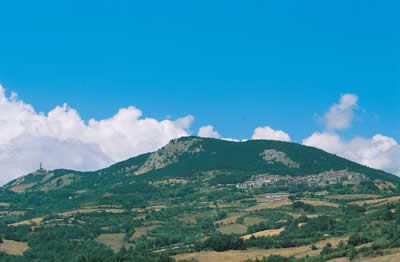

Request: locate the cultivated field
(95, 233), (125, 252)
(217, 224), (247, 235)
(130, 225), (160, 241)
(349, 196), (400, 206)
(326, 194), (380, 200)
(243, 216), (266, 226)
(245, 200), (292, 211)
(0, 240), (30, 255)
(301, 199), (339, 208)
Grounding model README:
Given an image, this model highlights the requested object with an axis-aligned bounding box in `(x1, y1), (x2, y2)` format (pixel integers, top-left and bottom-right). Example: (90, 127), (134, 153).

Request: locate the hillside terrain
(1, 137), (400, 262)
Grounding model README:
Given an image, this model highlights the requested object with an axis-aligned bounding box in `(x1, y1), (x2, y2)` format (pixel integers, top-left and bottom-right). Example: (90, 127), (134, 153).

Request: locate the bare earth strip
(8, 208), (126, 226)
(241, 227), (285, 240)
(174, 236), (349, 262)
(9, 217), (44, 226)
(0, 240), (30, 255)
(350, 196), (400, 206)
(326, 194), (380, 200)
(245, 200), (292, 211)
(286, 212), (319, 219)
(58, 208), (125, 216)
(301, 200), (339, 208)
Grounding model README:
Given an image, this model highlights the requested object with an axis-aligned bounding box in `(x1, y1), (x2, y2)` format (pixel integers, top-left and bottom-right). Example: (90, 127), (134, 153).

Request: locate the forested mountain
(1, 137), (400, 262)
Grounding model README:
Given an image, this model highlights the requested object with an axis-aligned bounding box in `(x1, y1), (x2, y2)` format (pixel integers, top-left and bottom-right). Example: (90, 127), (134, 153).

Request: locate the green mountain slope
(3, 136), (399, 195)
(1, 137), (400, 262)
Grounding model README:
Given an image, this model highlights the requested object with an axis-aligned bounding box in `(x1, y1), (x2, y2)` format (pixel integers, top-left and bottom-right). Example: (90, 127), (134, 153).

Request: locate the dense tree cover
(201, 232), (245, 251)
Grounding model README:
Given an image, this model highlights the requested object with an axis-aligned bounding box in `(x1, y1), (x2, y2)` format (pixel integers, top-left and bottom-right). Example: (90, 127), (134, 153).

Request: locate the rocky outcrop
(259, 149), (300, 168)
(134, 138), (204, 175)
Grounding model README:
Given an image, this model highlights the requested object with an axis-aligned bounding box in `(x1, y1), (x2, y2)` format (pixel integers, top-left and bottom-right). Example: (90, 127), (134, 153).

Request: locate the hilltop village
(236, 169), (368, 189)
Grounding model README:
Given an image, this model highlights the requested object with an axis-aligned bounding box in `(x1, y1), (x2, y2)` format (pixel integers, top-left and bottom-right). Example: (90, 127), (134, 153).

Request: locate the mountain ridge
(3, 136), (399, 193)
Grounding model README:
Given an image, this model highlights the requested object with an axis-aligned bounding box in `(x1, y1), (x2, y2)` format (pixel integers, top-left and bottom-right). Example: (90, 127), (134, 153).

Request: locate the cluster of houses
(236, 169), (368, 189)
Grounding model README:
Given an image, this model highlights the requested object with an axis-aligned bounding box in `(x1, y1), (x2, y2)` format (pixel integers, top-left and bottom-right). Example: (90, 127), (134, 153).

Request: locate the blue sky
(0, 1), (399, 184)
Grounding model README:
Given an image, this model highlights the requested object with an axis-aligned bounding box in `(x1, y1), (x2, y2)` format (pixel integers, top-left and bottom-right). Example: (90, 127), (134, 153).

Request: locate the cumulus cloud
(251, 126), (291, 142)
(198, 125), (221, 138)
(0, 85), (194, 185)
(303, 132), (400, 175)
(303, 93), (400, 176)
(323, 94), (358, 130)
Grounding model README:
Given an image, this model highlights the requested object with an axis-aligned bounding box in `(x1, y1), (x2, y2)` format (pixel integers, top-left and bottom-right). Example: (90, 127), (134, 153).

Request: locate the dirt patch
(40, 173), (80, 191)
(350, 196), (400, 206)
(375, 181), (397, 192)
(9, 217), (44, 226)
(0, 240), (30, 255)
(0, 202), (10, 207)
(145, 205), (167, 212)
(241, 227), (285, 239)
(150, 178), (188, 185)
(9, 183), (36, 193)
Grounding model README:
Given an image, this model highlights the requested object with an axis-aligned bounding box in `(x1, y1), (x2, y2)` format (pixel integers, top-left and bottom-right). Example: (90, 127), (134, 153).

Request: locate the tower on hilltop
(39, 162), (45, 172)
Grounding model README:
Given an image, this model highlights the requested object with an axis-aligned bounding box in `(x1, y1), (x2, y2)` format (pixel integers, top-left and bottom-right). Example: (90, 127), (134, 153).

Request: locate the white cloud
(221, 138), (241, 142)
(0, 85), (194, 185)
(251, 126), (291, 142)
(303, 132), (400, 176)
(198, 125), (221, 138)
(303, 93), (400, 176)
(323, 94), (358, 130)
(0, 136), (112, 186)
